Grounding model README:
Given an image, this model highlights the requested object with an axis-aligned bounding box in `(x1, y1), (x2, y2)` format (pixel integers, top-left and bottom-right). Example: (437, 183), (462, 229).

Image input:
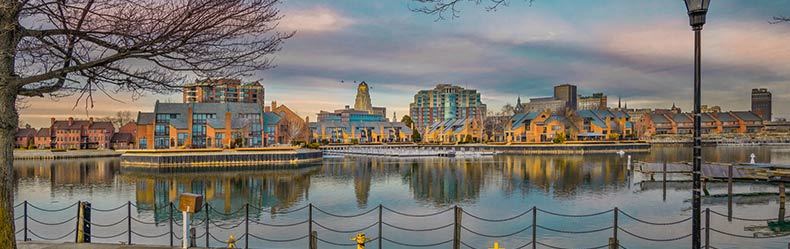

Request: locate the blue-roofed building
(310, 106), (412, 144)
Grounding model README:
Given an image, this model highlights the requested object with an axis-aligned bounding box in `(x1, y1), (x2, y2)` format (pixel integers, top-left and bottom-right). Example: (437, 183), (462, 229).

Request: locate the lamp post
(684, 1), (710, 249)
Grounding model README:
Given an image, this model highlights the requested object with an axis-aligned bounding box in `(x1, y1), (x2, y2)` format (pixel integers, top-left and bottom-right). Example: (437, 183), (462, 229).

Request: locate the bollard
(205, 203), (210, 247)
(245, 204), (249, 249)
(490, 241), (504, 249)
(351, 233), (370, 249)
(227, 234), (236, 248)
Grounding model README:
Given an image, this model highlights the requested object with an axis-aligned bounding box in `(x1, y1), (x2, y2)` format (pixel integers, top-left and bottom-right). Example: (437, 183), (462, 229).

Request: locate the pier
(120, 148), (323, 172)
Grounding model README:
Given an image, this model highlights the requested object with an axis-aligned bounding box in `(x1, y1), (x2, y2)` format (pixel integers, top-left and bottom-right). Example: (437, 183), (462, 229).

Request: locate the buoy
(750, 153), (756, 164)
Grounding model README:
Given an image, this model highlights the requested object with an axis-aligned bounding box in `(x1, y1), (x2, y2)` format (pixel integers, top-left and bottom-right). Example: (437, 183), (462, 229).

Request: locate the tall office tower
(751, 88), (772, 121)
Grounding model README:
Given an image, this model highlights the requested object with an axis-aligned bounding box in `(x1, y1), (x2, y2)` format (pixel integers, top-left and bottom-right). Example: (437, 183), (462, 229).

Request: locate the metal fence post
(378, 204), (383, 249)
(169, 202), (174, 247)
(245, 204), (249, 249)
(705, 208), (710, 249)
(205, 203), (209, 247)
(532, 206), (537, 249)
(611, 207), (618, 249)
(23, 201), (28, 241)
(308, 204), (313, 239)
(453, 206), (462, 249)
(127, 201), (132, 245)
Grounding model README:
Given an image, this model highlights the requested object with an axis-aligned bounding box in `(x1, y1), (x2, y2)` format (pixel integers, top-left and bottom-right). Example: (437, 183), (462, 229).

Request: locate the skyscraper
(553, 84), (577, 110)
(409, 84), (487, 131)
(751, 88), (772, 121)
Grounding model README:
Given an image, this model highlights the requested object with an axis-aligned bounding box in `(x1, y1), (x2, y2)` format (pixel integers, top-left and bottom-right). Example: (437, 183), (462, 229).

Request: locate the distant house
(51, 117), (114, 149)
(110, 133), (135, 150)
(34, 128), (52, 149)
(639, 110), (765, 138)
(15, 125), (36, 148)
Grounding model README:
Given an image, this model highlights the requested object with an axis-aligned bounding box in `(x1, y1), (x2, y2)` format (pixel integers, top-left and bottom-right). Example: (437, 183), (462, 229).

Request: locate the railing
(13, 201), (790, 248)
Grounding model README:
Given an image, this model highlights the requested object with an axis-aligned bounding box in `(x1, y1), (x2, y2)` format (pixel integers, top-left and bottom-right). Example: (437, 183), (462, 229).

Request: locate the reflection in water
(11, 145), (790, 248)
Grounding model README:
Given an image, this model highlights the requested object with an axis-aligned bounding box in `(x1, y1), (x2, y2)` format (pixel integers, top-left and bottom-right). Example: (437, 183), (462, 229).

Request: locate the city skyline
(17, 0), (790, 127)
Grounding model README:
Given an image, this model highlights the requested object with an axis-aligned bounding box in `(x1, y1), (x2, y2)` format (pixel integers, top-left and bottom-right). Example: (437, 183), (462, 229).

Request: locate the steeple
(618, 96), (622, 109)
(624, 101), (628, 110)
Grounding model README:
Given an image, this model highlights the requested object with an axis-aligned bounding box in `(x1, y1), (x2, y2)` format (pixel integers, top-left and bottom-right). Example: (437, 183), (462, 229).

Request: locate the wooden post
(453, 206), (462, 249)
(310, 231), (317, 249)
(780, 183), (786, 223)
(127, 201), (132, 245)
(532, 207), (537, 249)
(728, 164), (733, 221)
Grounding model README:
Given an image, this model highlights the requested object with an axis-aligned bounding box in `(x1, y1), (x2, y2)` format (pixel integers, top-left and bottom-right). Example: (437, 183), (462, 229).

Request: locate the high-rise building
(182, 78), (264, 105)
(751, 88), (772, 121)
(554, 84), (577, 110)
(578, 93), (607, 110)
(409, 84), (487, 131)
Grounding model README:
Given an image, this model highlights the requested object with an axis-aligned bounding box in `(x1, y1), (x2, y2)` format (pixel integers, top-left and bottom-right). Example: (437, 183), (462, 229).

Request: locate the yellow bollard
(489, 241), (504, 249)
(350, 233), (370, 249)
(227, 234), (236, 248)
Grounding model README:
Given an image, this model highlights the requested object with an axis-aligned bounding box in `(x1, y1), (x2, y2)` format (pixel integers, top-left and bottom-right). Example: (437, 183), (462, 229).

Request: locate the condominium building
(182, 78), (265, 105)
(751, 88), (772, 121)
(578, 93), (607, 110)
(409, 84), (487, 131)
(136, 101), (264, 149)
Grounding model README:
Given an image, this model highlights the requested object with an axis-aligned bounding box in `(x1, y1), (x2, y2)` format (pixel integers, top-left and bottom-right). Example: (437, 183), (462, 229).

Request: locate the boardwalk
(634, 162), (773, 181)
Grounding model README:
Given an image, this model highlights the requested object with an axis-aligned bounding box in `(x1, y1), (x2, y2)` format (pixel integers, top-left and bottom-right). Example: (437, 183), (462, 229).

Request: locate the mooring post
(169, 202), (174, 247)
(245, 204), (249, 249)
(78, 202), (91, 243)
(610, 207), (618, 249)
(453, 206), (462, 249)
(780, 182), (786, 223)
(189, 228), (196, 248)
(532, 206), (537, 249)
(705, 208), (710, 249)
(127, 201), (132, 245)
(728, 164), (733, 221)
(378, 204), (383, 249)
(23, 201), (28, 241)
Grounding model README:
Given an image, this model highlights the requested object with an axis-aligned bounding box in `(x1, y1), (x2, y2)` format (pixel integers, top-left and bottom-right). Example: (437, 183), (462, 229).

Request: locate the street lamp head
(684, 0), (710, 30)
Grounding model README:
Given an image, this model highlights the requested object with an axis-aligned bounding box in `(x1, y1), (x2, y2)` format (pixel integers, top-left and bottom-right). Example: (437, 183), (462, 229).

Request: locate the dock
(633, 162), (789, 181)
(120, 149), (323, 172)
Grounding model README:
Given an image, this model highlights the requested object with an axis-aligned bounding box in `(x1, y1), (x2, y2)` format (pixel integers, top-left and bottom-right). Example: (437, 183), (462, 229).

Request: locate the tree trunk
(0, 85), (18, 248)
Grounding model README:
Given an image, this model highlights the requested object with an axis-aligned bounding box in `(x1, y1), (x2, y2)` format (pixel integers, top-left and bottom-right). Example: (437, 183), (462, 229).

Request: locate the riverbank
(322, 142), (651, 155)
(13, 149), (121, 160)
(120, 148), (323, 172)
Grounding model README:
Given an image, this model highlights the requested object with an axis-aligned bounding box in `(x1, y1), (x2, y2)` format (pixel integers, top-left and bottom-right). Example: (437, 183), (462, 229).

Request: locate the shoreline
(120, 149), (323, 172)
(13, 149), (122, 160)
(322, 142), (652, 155)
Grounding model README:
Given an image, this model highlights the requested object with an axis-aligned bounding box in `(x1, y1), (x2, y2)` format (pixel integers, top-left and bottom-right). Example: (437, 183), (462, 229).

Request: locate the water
(12, 145), (790, 248)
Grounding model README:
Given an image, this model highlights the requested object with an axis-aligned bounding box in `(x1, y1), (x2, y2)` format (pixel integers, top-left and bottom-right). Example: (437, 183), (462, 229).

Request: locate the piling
(780, 183), (786, 223)
(453, 206), (462, 249)
(728, 164), (733, 221)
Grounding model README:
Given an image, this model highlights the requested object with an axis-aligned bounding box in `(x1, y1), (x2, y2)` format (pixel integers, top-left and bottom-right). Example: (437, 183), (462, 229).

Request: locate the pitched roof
(714, 112), (737, 122)
(672, 113), (692, 123)
(578, 110), (606, 127)
(263, 112), (282, 125)
(732, 111), (762, 122)
(650, 114), (671, 124)
(511, 112), (539, 129)
(137, 112), (155, 125)
(89, 121), (114, 131)
(111, 133), (134, 143)
(16, 128), (36, 137)
(35, 128), (51, 137)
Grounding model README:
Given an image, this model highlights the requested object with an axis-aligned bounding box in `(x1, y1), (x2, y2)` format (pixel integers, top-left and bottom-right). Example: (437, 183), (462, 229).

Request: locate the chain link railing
(13, 201), (790, 248)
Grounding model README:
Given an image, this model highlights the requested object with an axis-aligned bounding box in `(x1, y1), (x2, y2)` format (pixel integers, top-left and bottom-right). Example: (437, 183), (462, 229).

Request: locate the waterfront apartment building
(422, 117), (483, 143)
(136, 101), (264, 149)
(409, 84), (487, 131)
(639, 111), (764, 138)
(182, 78), (265, 105)
(505, 109), (633, 143)
(46, 117), (115, 149)
(751, 88), (772, 121)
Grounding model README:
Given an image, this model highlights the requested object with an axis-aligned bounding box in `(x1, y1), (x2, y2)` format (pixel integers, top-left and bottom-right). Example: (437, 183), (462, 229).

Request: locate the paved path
(18, 242), (201, 249)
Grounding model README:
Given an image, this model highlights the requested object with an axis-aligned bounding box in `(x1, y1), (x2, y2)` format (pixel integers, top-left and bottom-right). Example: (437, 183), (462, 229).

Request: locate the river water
(12, 145), (790, 248)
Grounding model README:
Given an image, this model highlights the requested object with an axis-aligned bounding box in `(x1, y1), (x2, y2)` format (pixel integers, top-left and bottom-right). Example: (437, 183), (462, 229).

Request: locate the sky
(18, 0), (790, 127)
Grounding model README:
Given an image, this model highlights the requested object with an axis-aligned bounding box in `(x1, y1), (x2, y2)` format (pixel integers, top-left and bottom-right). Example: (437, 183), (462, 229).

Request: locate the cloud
(279, 6), (354, 33)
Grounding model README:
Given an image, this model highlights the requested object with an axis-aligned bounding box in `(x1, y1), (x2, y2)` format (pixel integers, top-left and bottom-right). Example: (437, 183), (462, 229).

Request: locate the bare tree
(772, 16), (790, 23)
(0, 0), (292, 247)
(284, 117), (306, 143)
(99, 110), (134, 127)
(411, 0), (534, 20)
